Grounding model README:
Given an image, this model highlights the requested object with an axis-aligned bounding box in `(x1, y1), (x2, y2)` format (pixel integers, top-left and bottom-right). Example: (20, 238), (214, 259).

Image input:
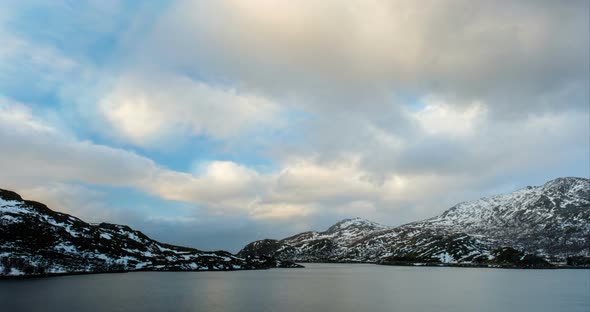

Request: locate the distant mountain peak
(326, 217), (388, 233)
(543, 176), (587, 185)
(539, 177), (589, 194)
(239, 177), (590, 264)
(0, 189), (23, 202)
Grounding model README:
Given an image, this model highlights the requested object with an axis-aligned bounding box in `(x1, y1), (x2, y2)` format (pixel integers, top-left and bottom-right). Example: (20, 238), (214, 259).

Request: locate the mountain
(414, 177), (590, 259)
(239, 177), (590, 266)
(239, 217), (390, 261)
(0, 189), (301, 278)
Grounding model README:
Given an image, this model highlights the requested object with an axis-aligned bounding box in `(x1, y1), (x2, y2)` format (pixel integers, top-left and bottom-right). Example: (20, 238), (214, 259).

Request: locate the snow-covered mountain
(418, 177), (590, 258)
(239, 177), (590, 266)
(0, 189), (300, 277)
(238, 217), (390, 261)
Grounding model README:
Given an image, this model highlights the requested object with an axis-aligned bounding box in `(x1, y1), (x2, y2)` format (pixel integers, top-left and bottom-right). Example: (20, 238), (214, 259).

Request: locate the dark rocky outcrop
(0, 189), (302, 278)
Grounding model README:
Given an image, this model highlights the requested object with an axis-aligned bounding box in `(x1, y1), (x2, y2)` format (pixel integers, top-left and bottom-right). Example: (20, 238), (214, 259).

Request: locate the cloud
(17, 183), (115, 223)
(0, 97), (159, 187)
(98, 72), (284, 146)
(145, 158), (380, 219)
(411, 97), (487, 137)
(0, 99), (481, 222)
(0, 1), (588, 248)
(145, 0), (588, 115)
(0, 99), (379, 221)
(0, 28), (83, 97)
(109, 0), (588, 192)
(249, 203), (317, 220)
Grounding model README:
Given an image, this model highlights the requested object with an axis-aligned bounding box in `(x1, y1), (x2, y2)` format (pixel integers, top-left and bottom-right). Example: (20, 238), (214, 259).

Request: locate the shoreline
(375, 262), (590, 270)
(3, 261), (588, 280)
(0, 265), (301, 280)
(292, 259), (590, 269)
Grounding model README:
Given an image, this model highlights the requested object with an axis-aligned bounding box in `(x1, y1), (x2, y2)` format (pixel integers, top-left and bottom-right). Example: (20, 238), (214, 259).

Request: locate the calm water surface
(0, 263), (588, 312)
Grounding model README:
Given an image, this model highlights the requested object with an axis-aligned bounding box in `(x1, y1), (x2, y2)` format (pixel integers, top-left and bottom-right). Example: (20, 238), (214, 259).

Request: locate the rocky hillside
(239, 217), (390, 261)
(0, 189), (301, 278)
(416, 177), (590, 259)
(239, 177), (590, 266)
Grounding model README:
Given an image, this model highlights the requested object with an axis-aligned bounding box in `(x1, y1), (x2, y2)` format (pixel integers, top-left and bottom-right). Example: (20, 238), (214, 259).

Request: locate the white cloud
(249, 202), (317, 220)
(0, 100), (364, 220)
(0, 97), (57, 134)
(270, 158), (379, 203)
(0, 29), (83, 97)
(0, 99), (460, 221)
(0, 98), (160, 188)
(1, 95), (588, 226)
(98, 72), (283, 146)
(412, 97), (487, 137)
(18, 183), (113, 223)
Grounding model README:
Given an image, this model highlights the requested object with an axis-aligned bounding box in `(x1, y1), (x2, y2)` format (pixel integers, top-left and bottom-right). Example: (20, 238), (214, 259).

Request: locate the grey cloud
(141, 0), (588, 116)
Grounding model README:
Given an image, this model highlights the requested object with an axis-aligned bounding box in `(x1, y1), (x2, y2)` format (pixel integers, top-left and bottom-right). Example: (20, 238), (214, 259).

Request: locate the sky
(0, 0), (588, 252)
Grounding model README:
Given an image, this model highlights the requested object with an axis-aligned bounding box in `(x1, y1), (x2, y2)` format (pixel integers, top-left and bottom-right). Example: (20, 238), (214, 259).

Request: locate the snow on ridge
(1, 189), (299, 276)
(0, 199), (30, 214)
(434, 177), (589, 225)
(329, 217), (389, 231)
(242, 177), (589, 263)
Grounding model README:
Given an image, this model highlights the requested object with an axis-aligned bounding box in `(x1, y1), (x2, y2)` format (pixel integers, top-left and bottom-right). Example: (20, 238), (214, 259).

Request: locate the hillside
(0, 189), (301, 277)
(239, 177), (590, 266)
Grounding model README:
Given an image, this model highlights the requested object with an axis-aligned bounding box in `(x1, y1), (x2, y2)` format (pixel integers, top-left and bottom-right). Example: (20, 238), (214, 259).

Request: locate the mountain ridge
(239, 177), (590, 267)
(0, 189), (302, 278)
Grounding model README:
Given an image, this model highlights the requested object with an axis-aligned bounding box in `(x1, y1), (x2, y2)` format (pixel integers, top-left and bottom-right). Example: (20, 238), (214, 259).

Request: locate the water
(1, 263), (588, 312)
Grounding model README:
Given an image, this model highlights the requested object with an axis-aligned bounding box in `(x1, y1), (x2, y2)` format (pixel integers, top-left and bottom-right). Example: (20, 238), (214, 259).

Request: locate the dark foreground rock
(0, 189), (301, 278)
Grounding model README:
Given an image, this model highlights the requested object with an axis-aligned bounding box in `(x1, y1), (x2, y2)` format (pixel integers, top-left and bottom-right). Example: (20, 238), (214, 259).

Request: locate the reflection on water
(1, 263), (588, 312)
